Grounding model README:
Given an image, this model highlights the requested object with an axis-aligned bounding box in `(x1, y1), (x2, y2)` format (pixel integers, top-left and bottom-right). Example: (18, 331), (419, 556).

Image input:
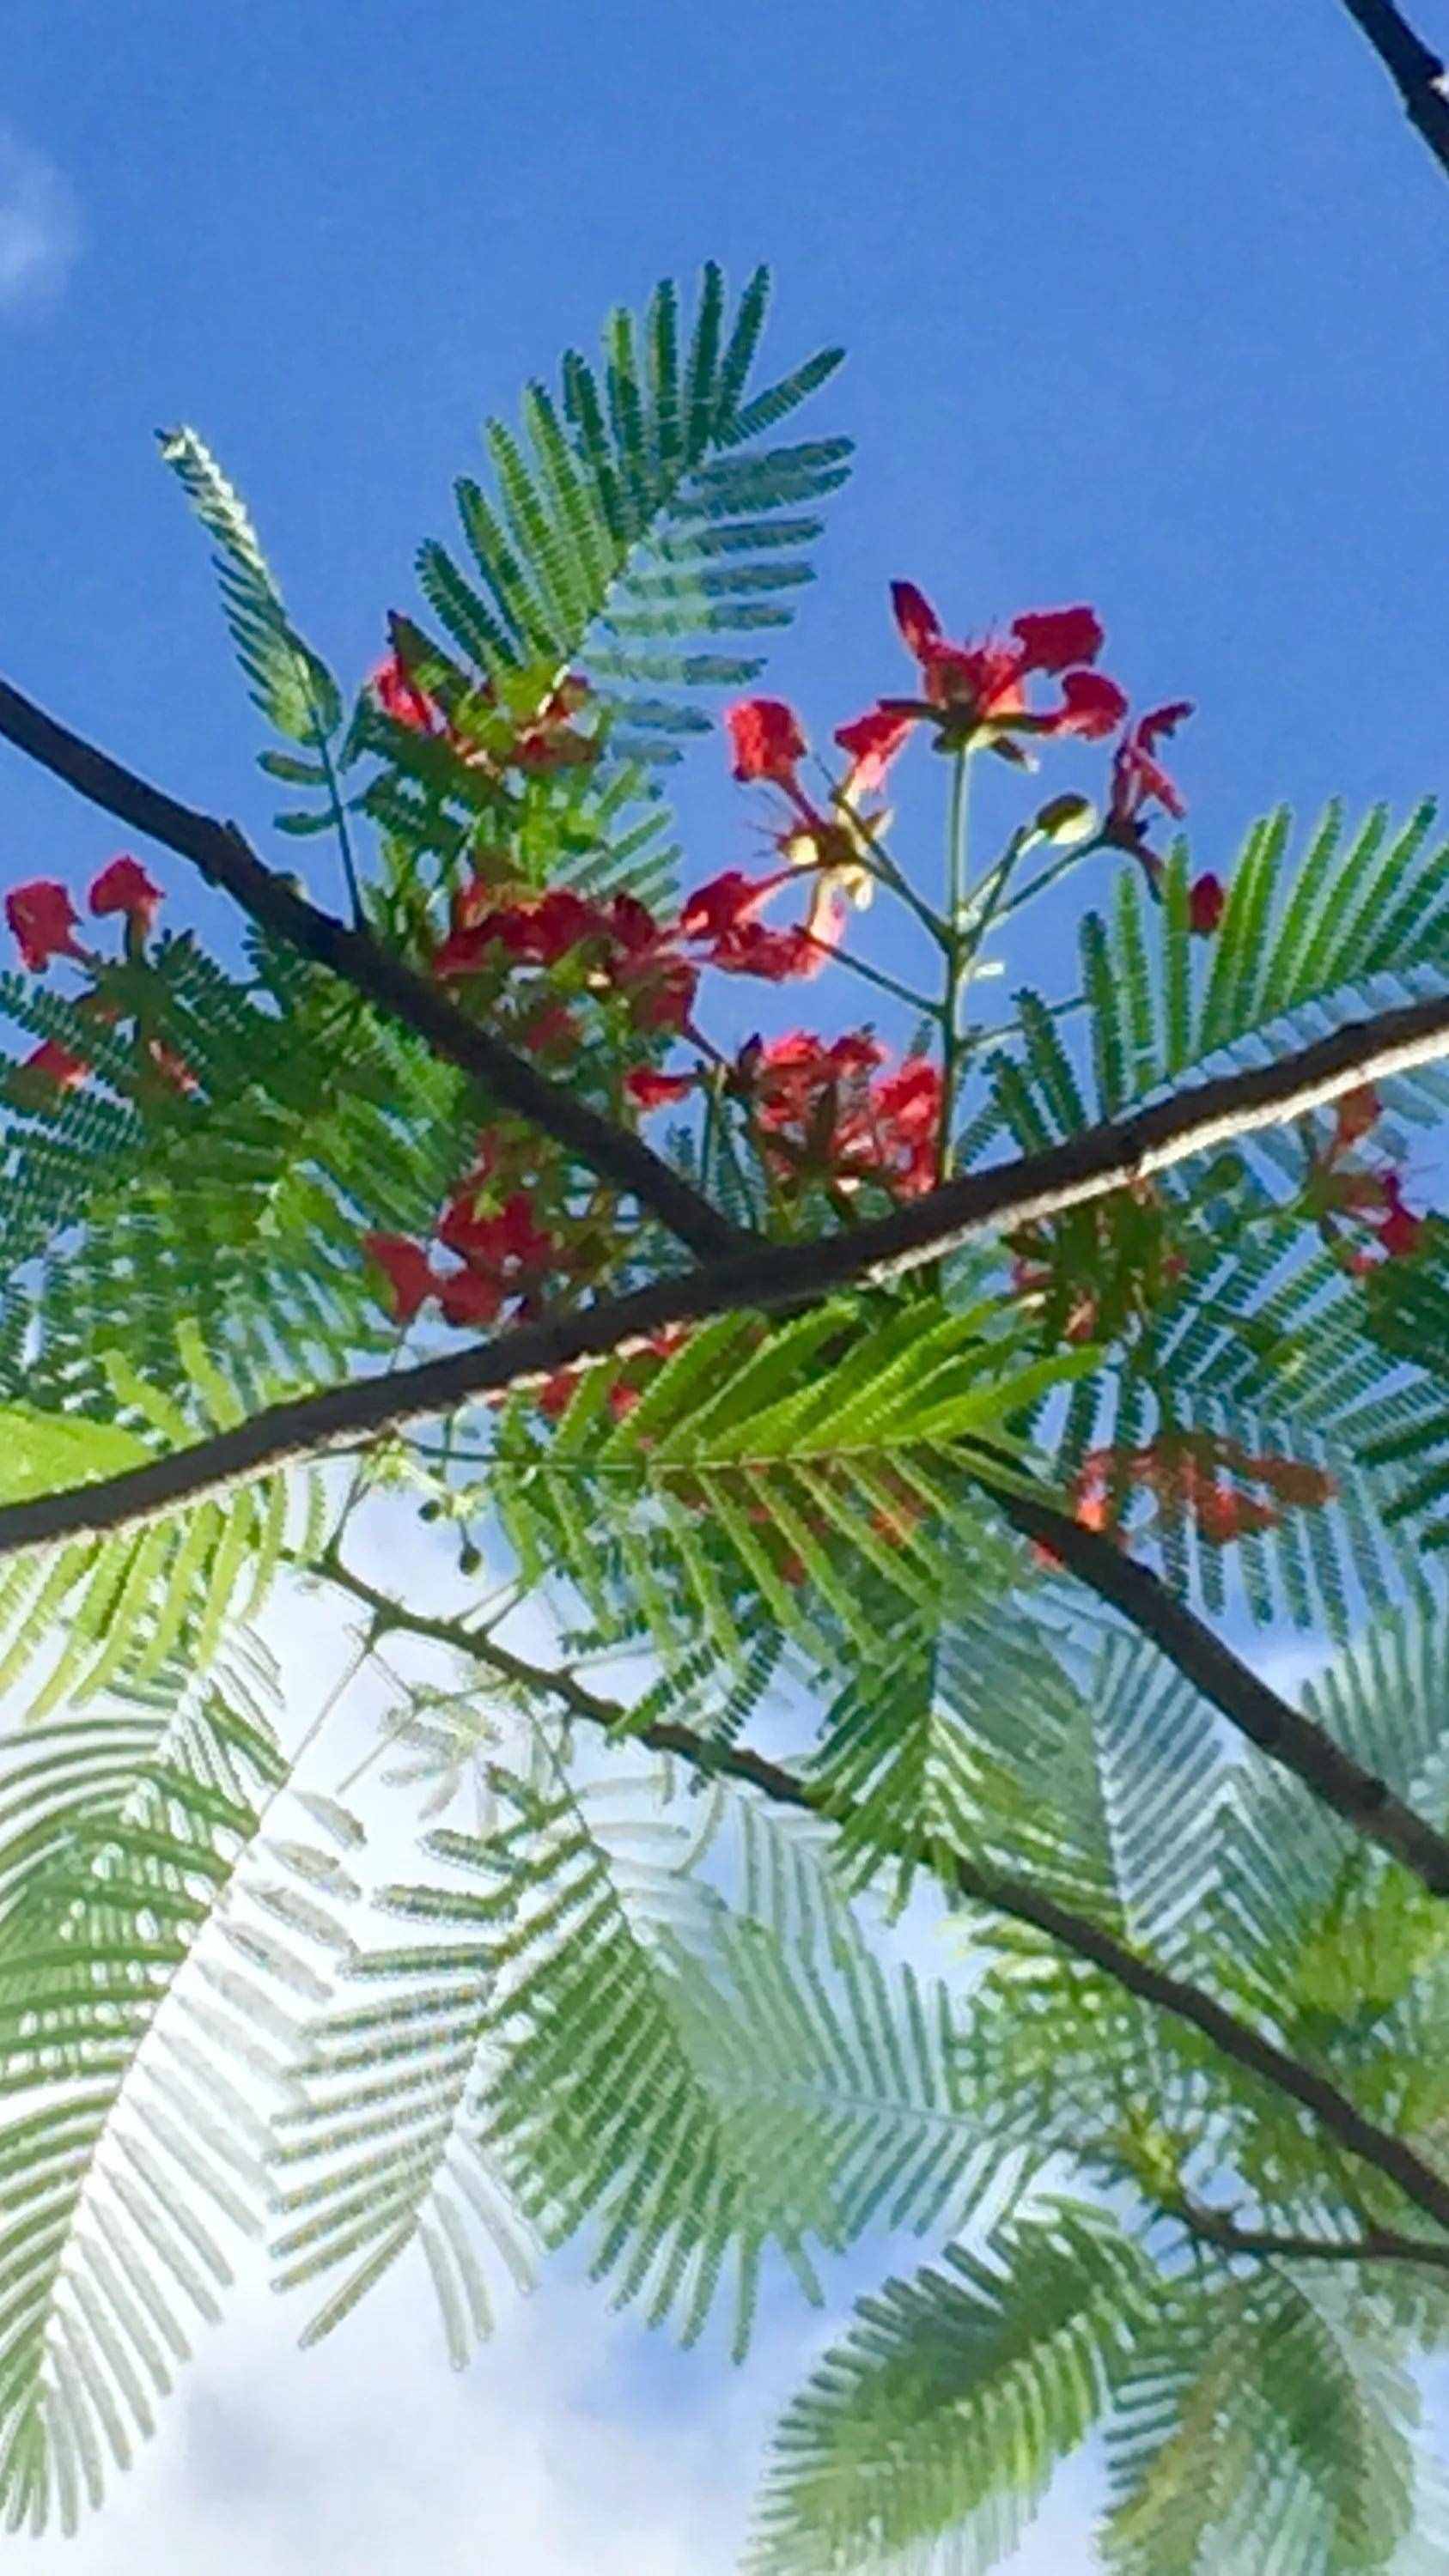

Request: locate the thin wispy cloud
(0, 123), (80, 315)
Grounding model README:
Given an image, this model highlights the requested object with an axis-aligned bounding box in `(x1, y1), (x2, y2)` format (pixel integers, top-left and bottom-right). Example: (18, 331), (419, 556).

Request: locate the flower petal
(890, 580), (941, 662)
(1010, 606), (1105, 675)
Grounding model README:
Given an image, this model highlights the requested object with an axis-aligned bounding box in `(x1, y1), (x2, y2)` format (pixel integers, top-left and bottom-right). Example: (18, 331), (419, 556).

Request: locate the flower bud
(1032, 793), (1097, 847)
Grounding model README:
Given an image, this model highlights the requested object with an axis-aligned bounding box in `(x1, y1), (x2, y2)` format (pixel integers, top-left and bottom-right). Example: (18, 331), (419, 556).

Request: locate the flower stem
(990, 833), (1105, 927)
(801, 928), (937, 1017)
(821, 780), (952, 955)
(937, 750), (971, 1182)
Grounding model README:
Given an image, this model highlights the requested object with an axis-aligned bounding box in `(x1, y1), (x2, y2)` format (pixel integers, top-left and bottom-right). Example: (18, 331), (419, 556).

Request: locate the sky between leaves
(2, 1), (1448, 2567)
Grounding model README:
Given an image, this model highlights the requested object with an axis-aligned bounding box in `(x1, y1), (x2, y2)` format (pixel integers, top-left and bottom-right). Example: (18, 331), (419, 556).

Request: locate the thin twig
(1172, 2190), (1449, 2271)
(320, 1558), (1449, 2241)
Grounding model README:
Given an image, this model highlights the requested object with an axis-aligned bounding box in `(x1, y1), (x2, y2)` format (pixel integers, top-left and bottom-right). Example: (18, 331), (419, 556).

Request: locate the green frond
(748, 2201), (1154, 2576)
(665, 1911), (1024, 2248)
(0, 1668), (357, 2533)
(489, 1293), (1080, 1685)
(1, 933), (483, 1421)
(268, 1828), (536, 2366)
(1102, 2271), (1428, 2576)
(0, 1336), (320, 1716)
(373, 264), (847, 893)
(157, 428), (350, 847)
(474, 1769), (842, 2357)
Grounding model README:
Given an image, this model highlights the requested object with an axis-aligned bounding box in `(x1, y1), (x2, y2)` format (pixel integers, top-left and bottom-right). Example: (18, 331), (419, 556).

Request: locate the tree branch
(1336, 0), (1449, 180)
(320, 1558), (1449, 2241)
(1172, 2190), (1449, 2271)
(999, 1491), (1449, 1899)
(0, 675), (741, 1262)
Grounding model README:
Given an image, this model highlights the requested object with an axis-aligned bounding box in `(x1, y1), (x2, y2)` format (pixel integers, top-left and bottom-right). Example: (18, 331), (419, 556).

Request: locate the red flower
(363, 1233), (436, 1323)
(832, 705), (914, 795)
(517, 999), (581, 1057)
(1188, 873), (1225, 936)
(1333, 1085), (1381, 1155)
(608, 892), (662, 954)
(1251, 1455), (1338, 1510)
(709, 920), (833, 981)
(1190, 1483), (1282, 1544)
(726, 698), (808, 789)
(871, 1056), (944, 1190)
(89, 854), (162, 932)
(1378, 1174), (1425, 1260)
(601, 895), (699, 1033)
(1053, 671), (1130, 740)
(433, 884), (607, 981)
(1103, 702), (1193, 857)
(626, 1066), (694, 1110)
(868, 582), (1127, 752)
(680, 867), (845, 984)
(440, 1188), (557, 1277)
(679, 870), (788, 945)
(1069, 1435), (1336, 1547)
(6, 880), (83, 973)
(18, 1038), (89, 1093)
(619, 954), (699, 1032)
(371, 649), (440, 735)
(437, 1266), (506, 1329)
(745, 1031), (942, 1195)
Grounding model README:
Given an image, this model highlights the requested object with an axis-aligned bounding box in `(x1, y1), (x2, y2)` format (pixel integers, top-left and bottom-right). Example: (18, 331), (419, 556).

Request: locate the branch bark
(999, 1491), (1449, 1898)
(322, 1559), (1449, 2242)
(1337, 0), (1449, 179)
(0, 676), (741, 1262)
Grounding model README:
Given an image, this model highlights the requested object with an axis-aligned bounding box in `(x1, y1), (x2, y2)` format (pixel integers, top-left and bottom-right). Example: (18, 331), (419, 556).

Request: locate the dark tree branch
(999, 1492), (1449, 1899)
(1172, 2190), (1449, 2271)
(1337, 0), (1449, 179)
(0, 676), (742, 1262)
(323, 1560), (1449, 2240)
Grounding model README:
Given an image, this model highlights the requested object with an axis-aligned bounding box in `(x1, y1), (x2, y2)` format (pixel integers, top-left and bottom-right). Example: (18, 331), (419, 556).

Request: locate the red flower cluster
(364, 1173), (568, 1334)
(3, 856), (189, 1101)
(1303, 1084), (1428, 1269)
(742, 1030), (943, 1198)
(1066, 1436), (1337, 1549)
(432, 878), (697, 1035)
(368, 631), (597, 775)
(6, 856), (163, 975)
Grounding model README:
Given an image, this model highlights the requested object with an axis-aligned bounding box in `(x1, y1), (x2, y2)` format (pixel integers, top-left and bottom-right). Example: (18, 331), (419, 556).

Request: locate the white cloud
(0, 124), (80, 316)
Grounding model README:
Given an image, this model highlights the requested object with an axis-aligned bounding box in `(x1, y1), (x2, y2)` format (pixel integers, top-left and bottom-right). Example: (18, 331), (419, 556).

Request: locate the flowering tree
(3, 267), (1449, 2570)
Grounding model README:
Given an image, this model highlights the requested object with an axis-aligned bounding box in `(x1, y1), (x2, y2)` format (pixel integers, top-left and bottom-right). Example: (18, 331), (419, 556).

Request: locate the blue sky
(3, 2), (1448, 2567)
